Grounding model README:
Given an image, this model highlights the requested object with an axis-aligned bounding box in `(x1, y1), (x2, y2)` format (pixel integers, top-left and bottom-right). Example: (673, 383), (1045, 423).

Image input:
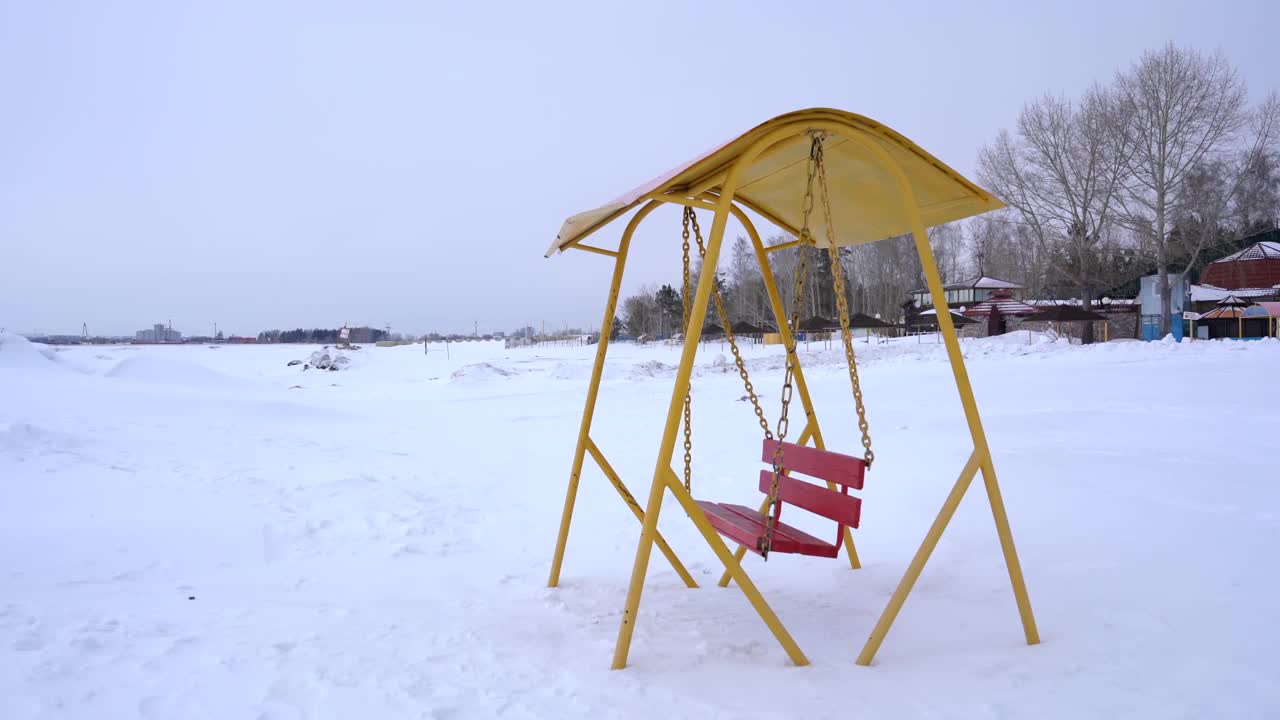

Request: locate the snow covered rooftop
(1189, 284), (1277, 302)
(910, 275), (1023, 294)
(1027, 298), (1140, 308)
(963, 290), (1042, 317)
(1207, 241), (1280, 264)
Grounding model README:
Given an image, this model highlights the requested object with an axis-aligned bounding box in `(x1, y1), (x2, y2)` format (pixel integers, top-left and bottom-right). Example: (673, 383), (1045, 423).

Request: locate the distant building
(346, 327), (375, 344)
(1138, 275), (1190, 341)
(1198, 233), (1280, 291)
(907, 275), (1023, 309)
(135, 323), (182, 342)
(1151, 233), (1280, 340)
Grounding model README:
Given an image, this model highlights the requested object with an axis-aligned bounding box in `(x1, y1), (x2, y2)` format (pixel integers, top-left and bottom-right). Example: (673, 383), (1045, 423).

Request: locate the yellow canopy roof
(548, 108), (1004, 257)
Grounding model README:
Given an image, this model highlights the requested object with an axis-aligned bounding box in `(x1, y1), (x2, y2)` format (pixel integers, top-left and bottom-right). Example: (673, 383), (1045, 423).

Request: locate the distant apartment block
(135, 323), (182, 342)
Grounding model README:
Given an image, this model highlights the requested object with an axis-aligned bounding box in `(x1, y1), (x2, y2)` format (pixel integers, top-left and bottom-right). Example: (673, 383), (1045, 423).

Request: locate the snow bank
(0, 332), (60, 371)
(105, 354), (250, 390)
(450, 362), (518, 381)
(0, 421), (80, 460)
(628, 359), (675, 379)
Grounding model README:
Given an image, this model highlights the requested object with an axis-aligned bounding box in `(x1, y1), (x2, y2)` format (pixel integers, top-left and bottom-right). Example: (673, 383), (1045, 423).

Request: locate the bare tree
(840, 234), (923, 323)
(621, 284), (659, 337)
(928, 222), (968, 283)
(1166, 94), (1280, 282)
(1228, 92), (1280, 237)
(726, 235), (771, 325)
(977, 86), (1131, 341)
(1114, 43), (1250, 334)
(967, 213), (1049, 295)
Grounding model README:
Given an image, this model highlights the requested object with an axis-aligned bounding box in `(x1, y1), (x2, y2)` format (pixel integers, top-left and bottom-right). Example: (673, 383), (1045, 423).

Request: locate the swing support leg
(854, 187), (1039, 666)
(549, 203), (699, 588)
(856, 451), (981, 664)
(613, 179), (806, 670)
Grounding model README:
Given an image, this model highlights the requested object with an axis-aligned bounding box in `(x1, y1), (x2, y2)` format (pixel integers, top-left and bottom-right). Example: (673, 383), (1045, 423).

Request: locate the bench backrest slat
(761, 439), (865, 489)
(757, 470), (861, 528)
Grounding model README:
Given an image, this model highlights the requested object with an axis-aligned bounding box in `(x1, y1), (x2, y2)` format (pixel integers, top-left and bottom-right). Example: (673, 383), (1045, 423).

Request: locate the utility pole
(474, 320), (478, 338)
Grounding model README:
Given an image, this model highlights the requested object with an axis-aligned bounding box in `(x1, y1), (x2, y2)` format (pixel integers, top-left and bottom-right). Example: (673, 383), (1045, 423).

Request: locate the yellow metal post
(612, 187), (734, 669)
(613, 160), (806, 669)
(855, 147), (1039, 664)
(548, 202), (655, 588)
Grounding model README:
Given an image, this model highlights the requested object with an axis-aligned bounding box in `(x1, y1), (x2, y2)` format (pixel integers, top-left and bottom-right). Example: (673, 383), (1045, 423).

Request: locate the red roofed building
(961, 289), (1042, 336)
(1199, 234), (1280, 291)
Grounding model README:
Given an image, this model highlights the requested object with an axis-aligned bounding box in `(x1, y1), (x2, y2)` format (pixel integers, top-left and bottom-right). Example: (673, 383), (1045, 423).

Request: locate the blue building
(1138, 274), (1188, 341)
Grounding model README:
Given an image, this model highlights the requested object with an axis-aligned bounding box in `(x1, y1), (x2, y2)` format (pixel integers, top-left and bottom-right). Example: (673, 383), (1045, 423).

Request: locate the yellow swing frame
(544, 108), (1040, 668)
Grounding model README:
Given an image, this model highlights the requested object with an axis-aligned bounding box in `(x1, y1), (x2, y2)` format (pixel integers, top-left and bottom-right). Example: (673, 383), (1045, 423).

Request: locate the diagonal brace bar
(586, 437), (698, 588)
(855, 450), (981, 665)
(660, 469), (808, 666)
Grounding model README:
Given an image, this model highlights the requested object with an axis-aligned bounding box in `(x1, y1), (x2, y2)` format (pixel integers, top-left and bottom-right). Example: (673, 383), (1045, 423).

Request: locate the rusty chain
(815, 136), (875, 467)
(759, 132), (821, 558)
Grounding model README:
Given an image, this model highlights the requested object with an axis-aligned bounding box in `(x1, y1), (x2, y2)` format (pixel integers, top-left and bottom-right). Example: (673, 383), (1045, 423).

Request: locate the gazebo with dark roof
(798, 316), (839, 332)
(1032, 305), (1106, 322)
(849, 312), (895, 329)
(730, 320), (769, 336)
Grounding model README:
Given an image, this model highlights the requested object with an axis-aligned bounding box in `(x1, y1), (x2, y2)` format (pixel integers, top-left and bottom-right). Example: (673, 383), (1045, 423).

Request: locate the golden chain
(681, 209), (693, 493)
(760, 132), (821, 558)
(686, 210), (773, 440)
(815, 137), (875, 467)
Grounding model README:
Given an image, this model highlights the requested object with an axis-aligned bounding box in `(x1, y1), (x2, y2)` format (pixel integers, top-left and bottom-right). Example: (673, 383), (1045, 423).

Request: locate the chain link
(675, 132), (874, 556)
(815, 138), (875, 467)
(681, 209), (693, 493)
(759, 132), (822, 558)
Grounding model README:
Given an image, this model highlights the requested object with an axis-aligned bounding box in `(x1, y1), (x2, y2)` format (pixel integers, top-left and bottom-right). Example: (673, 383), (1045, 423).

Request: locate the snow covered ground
(2, 330), (1278, 719)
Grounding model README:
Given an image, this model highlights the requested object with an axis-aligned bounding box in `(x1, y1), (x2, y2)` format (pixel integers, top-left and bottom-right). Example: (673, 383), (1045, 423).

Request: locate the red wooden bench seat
(695, 501), (840, 558)
(696, 439), (866, 558)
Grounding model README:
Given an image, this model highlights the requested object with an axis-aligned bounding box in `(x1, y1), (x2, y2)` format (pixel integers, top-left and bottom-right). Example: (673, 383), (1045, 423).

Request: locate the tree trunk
(1157, 262), (1171, 338)
(1156, 193), (1172, 336)
(1080, 287), (1096, 344)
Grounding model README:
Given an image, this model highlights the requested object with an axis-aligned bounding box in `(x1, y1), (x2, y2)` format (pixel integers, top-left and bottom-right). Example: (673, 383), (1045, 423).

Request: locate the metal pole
(548, 202), (651, 587)
(613, 162), (805, 670)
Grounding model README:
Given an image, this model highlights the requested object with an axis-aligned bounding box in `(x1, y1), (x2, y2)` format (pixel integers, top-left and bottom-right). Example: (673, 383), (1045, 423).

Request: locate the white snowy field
(2, 331), (1278, 719)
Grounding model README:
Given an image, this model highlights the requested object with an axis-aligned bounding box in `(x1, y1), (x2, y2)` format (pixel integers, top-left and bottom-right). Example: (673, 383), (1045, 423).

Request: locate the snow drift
(105, 354), (251, 390)
(0, 332), (60, 371)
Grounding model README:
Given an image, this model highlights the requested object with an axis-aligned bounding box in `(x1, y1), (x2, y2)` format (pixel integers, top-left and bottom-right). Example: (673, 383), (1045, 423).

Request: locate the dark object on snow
(287, 359), (302, 366)
(798, 316), (838, 332)
(848, 312), (895, 329)
(1032, 305), (1106, 322)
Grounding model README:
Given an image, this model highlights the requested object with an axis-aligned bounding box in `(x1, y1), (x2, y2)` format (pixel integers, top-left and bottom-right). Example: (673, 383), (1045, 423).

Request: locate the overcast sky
(2, 1), (1277, 337)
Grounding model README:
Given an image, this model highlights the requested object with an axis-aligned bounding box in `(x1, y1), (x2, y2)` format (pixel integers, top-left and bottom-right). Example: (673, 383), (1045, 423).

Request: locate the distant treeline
(258, 328), (390, 344)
